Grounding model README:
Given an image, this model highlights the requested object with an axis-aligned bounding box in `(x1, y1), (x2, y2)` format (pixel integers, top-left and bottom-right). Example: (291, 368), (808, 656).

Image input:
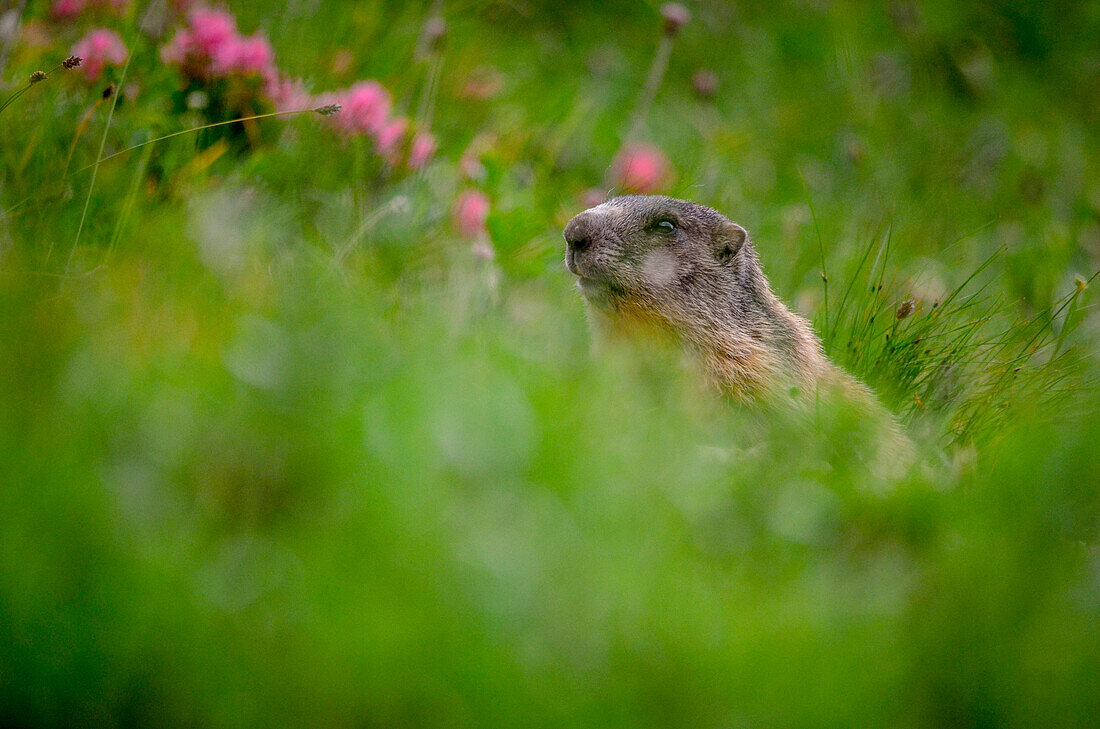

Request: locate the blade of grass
(831, 227), (881, 341)
(799, 168), (829, 343)
(103, 141), (154, 265)
(71, 107), (330, 176)
(66, 49), (132, 272)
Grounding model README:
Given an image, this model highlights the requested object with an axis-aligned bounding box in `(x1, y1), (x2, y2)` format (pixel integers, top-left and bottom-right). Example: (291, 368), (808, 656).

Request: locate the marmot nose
(563, 216), (592, 254)
(566, 233), (590, 254)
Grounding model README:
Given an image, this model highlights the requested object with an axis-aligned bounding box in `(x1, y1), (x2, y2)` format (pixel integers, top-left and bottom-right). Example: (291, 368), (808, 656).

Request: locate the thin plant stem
(0, 57), (71, 116)
(104, 143), (153, 265)
(62, 95), (107, 179)
(415, 54), (443, 133)
(0, 83), (30, 115)
(72, 108), (324, 175)
(44, 96), (107, 264)
(1, 106), (329, 230)
(337, 195), (406, 262)
(1052, 275), (1094, 358)
(799, 168), (829, 344)
(832, 227), (882, 339)
(67, 50), (132, 272)
(625, 35), (672, 143)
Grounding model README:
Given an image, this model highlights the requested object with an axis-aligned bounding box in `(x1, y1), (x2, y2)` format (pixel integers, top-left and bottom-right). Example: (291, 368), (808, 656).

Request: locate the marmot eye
(654, 220), (676, 233)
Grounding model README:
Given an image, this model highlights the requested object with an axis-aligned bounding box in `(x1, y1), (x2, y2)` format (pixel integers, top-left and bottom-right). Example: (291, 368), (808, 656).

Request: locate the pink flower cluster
(161, 7), (274, 79)
(613, 143), (671, 193)
(408, 130), (437, 169)
(71, 29), (127, 82)
(51, 0), (127, 20)
(313, 81), (436, 167)
(265, 75), (312, 113)
(326, 81), (389, 134)
(157, 5), (437, 169)
(453, 190), (490, 239)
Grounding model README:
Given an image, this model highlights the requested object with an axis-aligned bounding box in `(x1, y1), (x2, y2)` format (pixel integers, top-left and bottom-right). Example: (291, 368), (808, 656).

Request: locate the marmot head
(563, 195), (837, 400)
(563, 195), (750, 312)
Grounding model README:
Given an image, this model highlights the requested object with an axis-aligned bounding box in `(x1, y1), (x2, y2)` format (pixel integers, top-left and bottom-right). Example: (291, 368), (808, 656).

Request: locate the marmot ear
(714, 220), (747, 266)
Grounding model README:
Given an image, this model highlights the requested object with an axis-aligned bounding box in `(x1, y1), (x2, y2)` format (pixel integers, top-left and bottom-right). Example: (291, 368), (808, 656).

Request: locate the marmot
(563, 194), (875, 406)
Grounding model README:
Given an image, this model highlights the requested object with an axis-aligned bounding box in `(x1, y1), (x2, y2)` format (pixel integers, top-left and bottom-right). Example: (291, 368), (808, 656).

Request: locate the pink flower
(266, 75), (312, 112)
(613, 143), (670, 193)
(375, 117), (408, 154)
(212, 33), (274, 77)
(160, 29), (193, 65)
(188, 7), (237, 57)
(408, 132), (437, 169)
(333, 81), (390, 135)
(50, 0), (86, 19)
(162, 8), (280, 81)
(660, 3), (691, 35)
(453, 190), (490, 239)
(72, 29), (127, 82)
(51, 0), (127, 19)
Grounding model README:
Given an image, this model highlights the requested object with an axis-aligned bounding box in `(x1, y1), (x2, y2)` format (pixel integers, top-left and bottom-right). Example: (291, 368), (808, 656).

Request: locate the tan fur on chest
(590, 295), (678, 343)
(696, 335), (780, 400)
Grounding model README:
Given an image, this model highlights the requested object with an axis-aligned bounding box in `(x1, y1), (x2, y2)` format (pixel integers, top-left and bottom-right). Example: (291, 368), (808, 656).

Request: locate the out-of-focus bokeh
(2, 1), (1099, 726)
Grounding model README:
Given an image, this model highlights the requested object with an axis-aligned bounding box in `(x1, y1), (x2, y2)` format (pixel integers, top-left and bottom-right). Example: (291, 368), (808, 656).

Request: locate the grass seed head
(29, 71), (47, 84)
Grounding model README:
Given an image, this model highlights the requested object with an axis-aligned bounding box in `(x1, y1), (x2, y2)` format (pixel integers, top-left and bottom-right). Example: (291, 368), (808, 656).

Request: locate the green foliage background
(2, 1), (1100, 726)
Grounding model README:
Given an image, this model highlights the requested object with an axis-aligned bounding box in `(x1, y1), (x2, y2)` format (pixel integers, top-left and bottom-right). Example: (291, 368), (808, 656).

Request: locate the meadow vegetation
(2, 1), (1100, 726)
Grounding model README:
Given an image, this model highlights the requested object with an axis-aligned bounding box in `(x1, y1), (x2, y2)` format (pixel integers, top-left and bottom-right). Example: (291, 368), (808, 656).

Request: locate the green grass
(2, 1), (1100, 727)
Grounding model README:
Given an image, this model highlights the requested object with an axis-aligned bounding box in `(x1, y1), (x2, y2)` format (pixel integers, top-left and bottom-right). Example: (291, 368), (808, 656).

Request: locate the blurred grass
(2, 1), (1100, 727)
